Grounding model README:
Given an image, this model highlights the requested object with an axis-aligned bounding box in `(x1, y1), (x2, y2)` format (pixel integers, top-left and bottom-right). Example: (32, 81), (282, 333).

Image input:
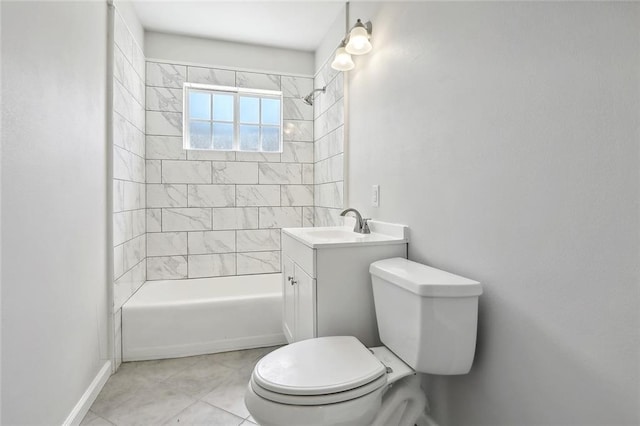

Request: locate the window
(183, 83), (283, 152)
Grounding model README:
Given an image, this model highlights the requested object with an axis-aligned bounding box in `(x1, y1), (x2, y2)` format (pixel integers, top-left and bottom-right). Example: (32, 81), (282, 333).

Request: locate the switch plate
(372, 185), (380, 207)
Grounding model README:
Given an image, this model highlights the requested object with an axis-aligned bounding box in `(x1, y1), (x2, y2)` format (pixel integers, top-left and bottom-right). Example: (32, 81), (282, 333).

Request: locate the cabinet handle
(287, 275), (297, 285)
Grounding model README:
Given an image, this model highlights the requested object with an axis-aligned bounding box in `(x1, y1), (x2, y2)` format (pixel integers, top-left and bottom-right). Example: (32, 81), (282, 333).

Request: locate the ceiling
(131, 1), (345, 52)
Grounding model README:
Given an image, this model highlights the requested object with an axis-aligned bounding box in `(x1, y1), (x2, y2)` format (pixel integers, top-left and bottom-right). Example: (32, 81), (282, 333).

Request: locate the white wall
(347, 2), (639, 424)
(1, 2), (110, 424)
(145, 31), (314, 76)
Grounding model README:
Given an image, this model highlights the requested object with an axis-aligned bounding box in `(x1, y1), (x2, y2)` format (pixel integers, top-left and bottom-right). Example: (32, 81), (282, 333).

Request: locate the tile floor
(81, 346), (279, 426)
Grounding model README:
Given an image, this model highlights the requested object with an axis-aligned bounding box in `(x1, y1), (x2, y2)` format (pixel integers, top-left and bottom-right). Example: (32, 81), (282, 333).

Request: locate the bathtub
(122, 273), (286, 361)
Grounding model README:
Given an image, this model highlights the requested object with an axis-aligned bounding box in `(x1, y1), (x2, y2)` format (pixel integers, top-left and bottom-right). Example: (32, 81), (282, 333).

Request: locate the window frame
(183, 82), (284, 153)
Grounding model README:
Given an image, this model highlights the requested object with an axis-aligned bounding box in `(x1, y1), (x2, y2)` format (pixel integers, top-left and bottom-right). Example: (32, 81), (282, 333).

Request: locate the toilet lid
(253, 336), (386, 396)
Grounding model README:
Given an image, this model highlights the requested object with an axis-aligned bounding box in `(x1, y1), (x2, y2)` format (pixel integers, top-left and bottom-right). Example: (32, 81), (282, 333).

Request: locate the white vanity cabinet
(281, 224), (408, 347)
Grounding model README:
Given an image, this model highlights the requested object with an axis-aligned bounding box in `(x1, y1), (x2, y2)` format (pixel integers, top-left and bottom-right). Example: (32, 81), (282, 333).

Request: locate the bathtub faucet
(340, 208), (371, 234)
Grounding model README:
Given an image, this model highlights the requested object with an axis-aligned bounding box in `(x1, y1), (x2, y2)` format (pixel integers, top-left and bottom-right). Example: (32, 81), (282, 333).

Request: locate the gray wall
(1, 1), (110, 424)
(348, 2), (639, 425)
(145, 31), (314, 76)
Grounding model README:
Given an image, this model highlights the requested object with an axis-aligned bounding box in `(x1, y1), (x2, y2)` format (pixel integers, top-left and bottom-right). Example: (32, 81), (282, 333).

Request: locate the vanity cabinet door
(282, 255), (296, 343)
(294, 265), (316, 341)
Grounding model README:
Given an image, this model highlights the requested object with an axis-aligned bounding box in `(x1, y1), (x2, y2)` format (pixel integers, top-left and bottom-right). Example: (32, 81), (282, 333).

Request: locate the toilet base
(373, 375), (427, 426)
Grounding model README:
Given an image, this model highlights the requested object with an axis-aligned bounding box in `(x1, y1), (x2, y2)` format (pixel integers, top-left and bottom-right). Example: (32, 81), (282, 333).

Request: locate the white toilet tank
(369, 258), (482, 375)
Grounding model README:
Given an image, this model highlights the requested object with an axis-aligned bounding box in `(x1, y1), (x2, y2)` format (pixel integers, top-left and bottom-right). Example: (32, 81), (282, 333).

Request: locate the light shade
(331, 46), (355, 71)
(345, 22), (372, 55)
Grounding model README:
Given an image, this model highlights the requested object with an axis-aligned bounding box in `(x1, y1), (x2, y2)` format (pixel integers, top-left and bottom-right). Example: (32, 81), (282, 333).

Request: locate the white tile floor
(82, 346), (278, 426)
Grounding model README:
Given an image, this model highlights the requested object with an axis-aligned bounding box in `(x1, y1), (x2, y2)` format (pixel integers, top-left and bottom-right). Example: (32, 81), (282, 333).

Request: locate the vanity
(281, 221), (408, 347)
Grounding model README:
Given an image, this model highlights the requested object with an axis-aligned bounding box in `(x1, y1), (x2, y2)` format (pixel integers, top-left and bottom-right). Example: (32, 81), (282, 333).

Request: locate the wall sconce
(331, 18), (373, 72)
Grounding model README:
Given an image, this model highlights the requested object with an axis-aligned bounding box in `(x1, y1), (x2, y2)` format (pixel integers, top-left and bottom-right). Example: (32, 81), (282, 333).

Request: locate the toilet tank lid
(370, 258), (482, 297)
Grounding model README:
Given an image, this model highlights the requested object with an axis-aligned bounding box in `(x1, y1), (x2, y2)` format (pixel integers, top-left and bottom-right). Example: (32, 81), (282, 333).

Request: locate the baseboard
(62, 361), (112, 426)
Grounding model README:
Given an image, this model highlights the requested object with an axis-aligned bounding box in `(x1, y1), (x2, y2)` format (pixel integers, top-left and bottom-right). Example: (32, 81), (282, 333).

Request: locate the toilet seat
(251, 336), (387, 405)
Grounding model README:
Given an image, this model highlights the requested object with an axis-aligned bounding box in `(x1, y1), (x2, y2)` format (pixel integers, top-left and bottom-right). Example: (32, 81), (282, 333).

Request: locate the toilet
(245, 257), (482, 426)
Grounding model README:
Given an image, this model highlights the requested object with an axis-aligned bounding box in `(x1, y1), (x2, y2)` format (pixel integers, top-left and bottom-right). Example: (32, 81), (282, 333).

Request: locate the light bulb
(331, 46), (355, 71)
(345, 23), (372, 55)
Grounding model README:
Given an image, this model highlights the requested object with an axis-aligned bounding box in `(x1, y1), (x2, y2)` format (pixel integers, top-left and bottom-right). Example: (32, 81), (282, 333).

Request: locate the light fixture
(331, 41), (355, 72)
(345, 19), (372, 55)
(330, 5), (373, 73)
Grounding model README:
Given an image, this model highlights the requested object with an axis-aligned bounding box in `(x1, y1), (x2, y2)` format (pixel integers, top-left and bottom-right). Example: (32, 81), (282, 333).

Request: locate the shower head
(302, 86), (326, 106)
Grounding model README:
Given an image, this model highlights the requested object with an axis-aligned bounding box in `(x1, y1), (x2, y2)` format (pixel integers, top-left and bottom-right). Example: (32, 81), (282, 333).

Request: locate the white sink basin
(282, 222), (408, 249)
(300, 228), (367, 241)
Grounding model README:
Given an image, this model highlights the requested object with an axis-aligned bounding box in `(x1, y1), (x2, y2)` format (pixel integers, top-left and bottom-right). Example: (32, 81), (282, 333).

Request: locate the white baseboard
(62, 361), (112, 426)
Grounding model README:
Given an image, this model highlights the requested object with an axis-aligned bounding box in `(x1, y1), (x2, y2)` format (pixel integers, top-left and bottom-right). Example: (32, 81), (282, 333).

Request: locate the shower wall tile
(302, 207), (314, 227)
(187, 185), (235, 207)
(315, 182), (344, 209)
(281, 185), (314, 207)
(258, 163), (302, 185)
(187, 150), (236, 161)
(147, 136), (186, 160)
(212, 162), (258, 184)
(147, 209), (162, 232)
(259, 207), (302, 229)
(213, 207), (259, 230)
(315, 128), (344, 163)
(236, 185), (280, 207)
(123, 234), (146, 271)
(237, 251), (280, 275)
(314, 154), (344, 185)
(235, 151), (280, 163)
(112, 5), (146, 316)
(147, 184), (188, 208)
(146, 62), (187, 88)
(162, 160), (211, 184)
(283, 120), (313, 142)
(147, 256), (188, 280)
(313, 59), (344, 227)
(145, 60), (314, 279)
(236, 229), (281, 252)
(282, 76), (313, 99)
(147, 232), (188, 257)
(187, 66), (235, 86)
(145, 160), (161, 183)
(284, 98), (313, 121)
(146, 111), (182, 136)
(302, 164), (314, 185)
(236, 71), (281, 91)
(163, 208), (212, 232)
(188, 254), (236, 278)
(146, 87), (182, 112)
(188, 231), (236, 255)
(282, 141), (313, 164)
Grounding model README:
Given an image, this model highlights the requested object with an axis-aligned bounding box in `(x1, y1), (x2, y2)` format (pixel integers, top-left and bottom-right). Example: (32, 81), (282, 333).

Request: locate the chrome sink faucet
(340, 208), (371, 234)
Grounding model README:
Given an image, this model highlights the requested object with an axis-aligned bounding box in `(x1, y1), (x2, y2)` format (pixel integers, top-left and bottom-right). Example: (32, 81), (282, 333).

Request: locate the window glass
(239, 96), (260, 124)
(212, 123), (233, 150)
(189, 121), (212, 149)
(261, 127), (280, 152)
(213, 94), (233, 122)
(239, 125), (260, 151)
(261, 98), (280, 125)
(184, 84), (282, 152)
(189, 91), (211, 120)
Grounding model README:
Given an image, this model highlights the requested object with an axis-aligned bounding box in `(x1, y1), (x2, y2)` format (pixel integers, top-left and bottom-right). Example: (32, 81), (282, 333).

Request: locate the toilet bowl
(245, 257), (482, 426)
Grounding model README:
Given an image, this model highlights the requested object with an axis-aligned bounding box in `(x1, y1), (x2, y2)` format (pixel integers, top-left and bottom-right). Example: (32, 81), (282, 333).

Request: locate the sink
(300, 228), (366, 241)
(282, 222), (408, 249)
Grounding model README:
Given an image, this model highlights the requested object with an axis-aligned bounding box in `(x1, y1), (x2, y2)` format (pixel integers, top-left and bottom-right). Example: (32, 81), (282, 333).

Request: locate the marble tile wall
(313, 61), (345, 226)
(111, 5), (146, 370)
(145, 61), (314, 280)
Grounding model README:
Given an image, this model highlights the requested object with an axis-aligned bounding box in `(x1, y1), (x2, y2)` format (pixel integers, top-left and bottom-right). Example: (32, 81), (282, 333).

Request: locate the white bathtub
(122, 273), (286, 361)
